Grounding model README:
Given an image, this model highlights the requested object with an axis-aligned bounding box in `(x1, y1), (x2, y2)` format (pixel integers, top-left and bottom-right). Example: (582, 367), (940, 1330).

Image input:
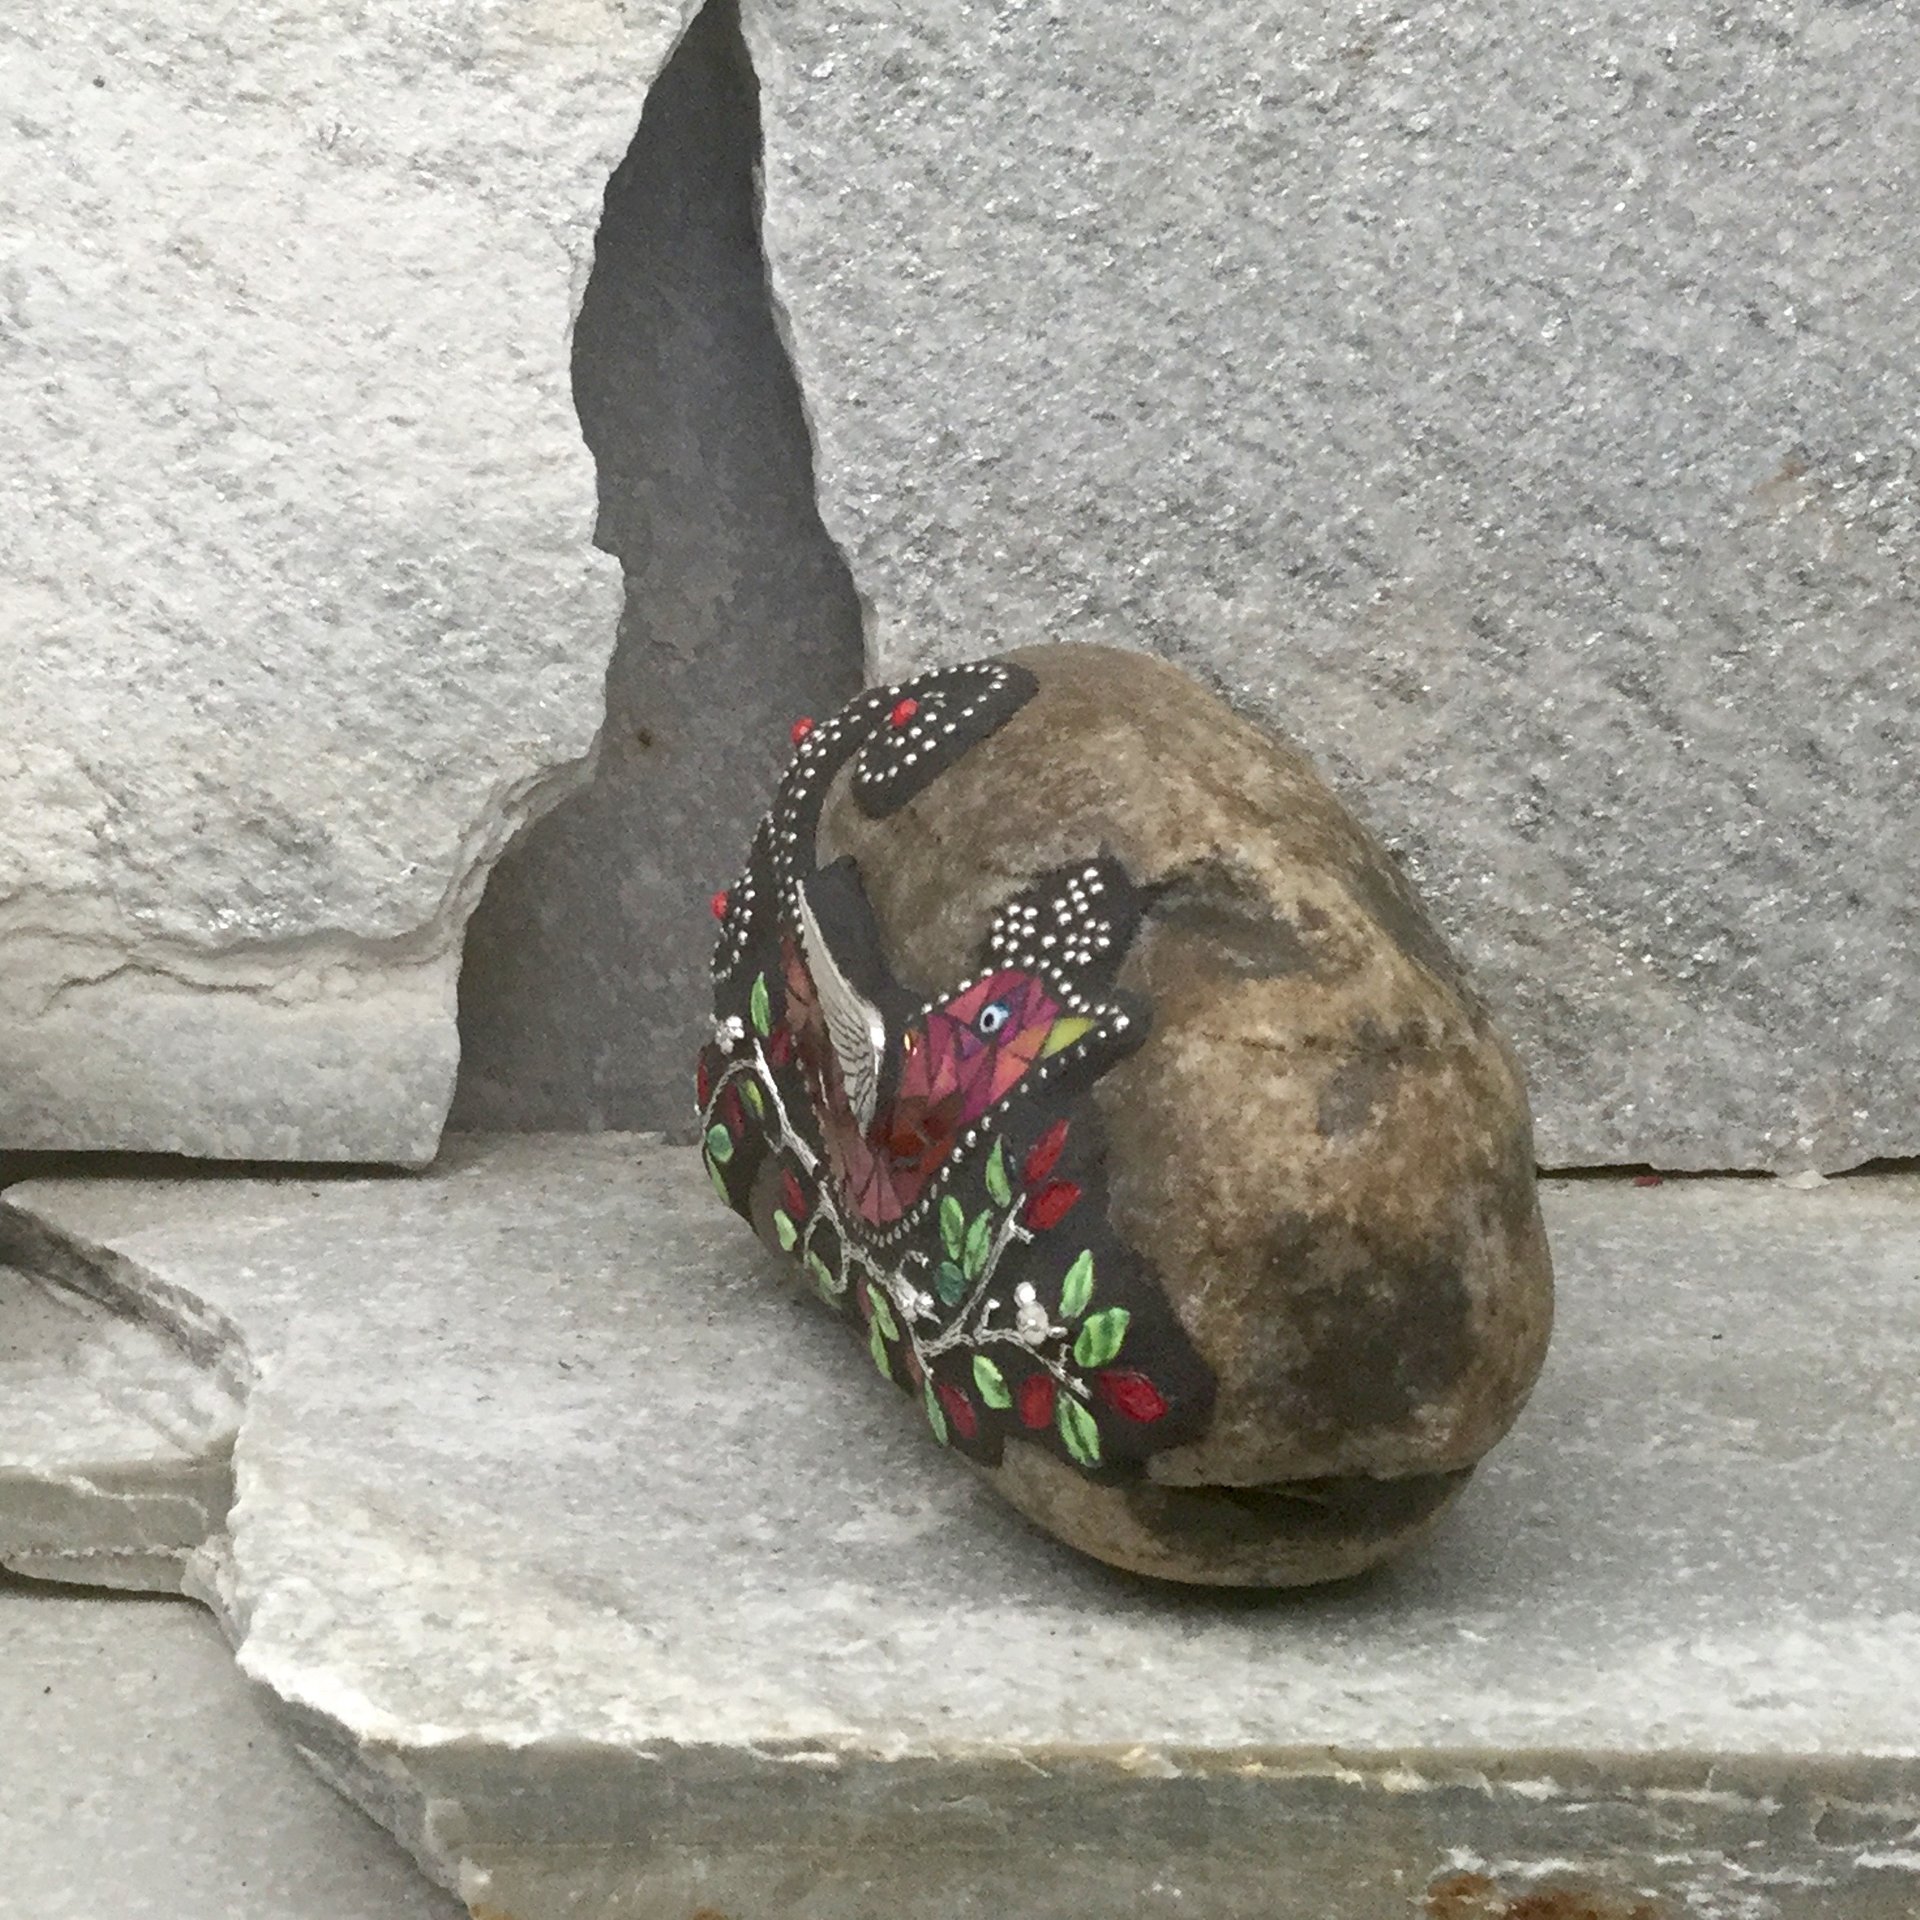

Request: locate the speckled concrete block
(1, 1139), (1917, 1915)
(744, 0), (1920, 1174)
(0, 1), (700, 1162)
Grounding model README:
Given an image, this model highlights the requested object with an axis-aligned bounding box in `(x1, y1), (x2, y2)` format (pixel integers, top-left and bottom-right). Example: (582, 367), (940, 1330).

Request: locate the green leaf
(972, 1354), (1011, 1408)
(807, 1250), (844, 1300)
(1073, 1306), (1130, 1369)
(741, 1077), (766, 1121)
(869, 1318), (892, 1381)
(962, 1210), (993, 1282)
(868, 1288), (899, 1342)
(984, 1139), (1012, 1207)
(1057, 1393), (1101, 1467)
(704, 1124), (733, 1165)
(707, 1159), (731, 1204)
(749, 973), (772, 1037)
(1058, 1249), (1095, 1319)
(939, 1194), (966, 1261)
(935, 1261), (968, 1307)
(772, 1208), (797, 1251)
(924, 1383), (949, 1446)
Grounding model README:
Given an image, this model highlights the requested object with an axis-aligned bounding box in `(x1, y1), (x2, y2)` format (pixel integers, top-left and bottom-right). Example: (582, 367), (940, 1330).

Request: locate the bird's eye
(975, 999), (1011, 1037)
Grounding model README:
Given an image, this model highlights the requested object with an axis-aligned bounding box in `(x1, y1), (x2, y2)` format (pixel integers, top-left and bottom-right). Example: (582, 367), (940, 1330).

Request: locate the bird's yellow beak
(1040, 1015), (1093, 1058)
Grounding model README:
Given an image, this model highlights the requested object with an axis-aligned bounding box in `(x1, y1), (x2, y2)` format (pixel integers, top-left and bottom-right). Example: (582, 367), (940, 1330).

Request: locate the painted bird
(781, 852), (1142, 1231)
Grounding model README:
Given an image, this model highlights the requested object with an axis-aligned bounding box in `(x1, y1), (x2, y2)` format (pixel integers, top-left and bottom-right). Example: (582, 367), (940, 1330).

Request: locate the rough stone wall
(743, 0), (1920, 1173)
(8, 0), (1911, 1171)
(0, 1), (695, 1162)
(451, 0), (863, 1139)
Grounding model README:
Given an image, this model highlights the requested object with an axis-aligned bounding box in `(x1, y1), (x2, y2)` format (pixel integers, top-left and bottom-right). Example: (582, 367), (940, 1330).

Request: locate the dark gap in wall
(0, 1152), (413, 1195)
(1539, 1164), (1774, 1183)
(450, 0), (864, 1138)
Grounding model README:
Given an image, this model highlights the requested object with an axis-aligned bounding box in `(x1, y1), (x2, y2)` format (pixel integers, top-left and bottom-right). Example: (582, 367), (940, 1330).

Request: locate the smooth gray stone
(744, 0), (1920, 1174)
(0, 1578), (461, 1920)
(1, 1138), (1916, 1917)
(0, 2), (685, 1163)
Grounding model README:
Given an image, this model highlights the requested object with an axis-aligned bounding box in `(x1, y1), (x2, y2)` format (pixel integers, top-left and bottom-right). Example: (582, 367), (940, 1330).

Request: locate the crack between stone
(736, 0), (877, 686)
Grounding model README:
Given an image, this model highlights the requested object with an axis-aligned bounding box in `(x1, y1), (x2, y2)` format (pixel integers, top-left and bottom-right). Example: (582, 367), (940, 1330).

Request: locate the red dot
(1022, 1179), (1082, 1233)
(1093, 1368), (1170, 1424)
(937, 1381), (979, 1440)
(1023, 1117), (1070, 1187)
(709, 890), (729, 921)
(1017, 1373), (1056, 1430)
(789, 716), (814, 745)
(889, 696), (919, 729)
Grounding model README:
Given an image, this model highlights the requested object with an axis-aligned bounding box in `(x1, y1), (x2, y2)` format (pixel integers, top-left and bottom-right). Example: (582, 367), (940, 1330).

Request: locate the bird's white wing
(795, 878), (886, 1135)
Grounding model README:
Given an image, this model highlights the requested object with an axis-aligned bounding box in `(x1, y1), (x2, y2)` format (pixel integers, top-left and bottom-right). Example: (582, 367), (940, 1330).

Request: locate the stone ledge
(1, 1137), (1915, 1917)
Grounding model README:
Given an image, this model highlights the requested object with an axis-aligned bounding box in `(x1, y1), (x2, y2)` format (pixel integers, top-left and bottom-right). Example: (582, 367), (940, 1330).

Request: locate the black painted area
(452, 0), (864, 1136)
(848, 660), (1039, 818)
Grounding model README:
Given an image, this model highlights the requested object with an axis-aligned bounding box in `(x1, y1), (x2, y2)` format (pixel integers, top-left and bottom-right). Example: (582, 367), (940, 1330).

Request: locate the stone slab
(0, 1137), (1917, 1916)
(744, 0), (1920, 1173)
(0, 2), (698, 1162)
(1, 1577), (461, 1920)
(0, 1258), (239, 1588)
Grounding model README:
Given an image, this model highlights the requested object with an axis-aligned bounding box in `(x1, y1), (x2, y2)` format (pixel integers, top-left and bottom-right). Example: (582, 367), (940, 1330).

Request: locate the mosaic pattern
(698, 662), (1214, 1477)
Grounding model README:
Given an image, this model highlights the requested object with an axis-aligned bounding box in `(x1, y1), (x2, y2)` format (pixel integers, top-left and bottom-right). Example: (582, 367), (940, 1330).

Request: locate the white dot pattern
(849, 663), (1021, 817)
(712, 662), (1034, 985)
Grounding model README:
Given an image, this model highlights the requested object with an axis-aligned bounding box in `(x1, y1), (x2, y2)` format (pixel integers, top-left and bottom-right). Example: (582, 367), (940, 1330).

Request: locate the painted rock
(697, 644), (1551, 1586)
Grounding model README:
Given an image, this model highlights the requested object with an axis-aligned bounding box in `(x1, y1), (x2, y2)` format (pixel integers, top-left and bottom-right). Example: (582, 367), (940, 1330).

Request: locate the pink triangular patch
(988, 1048), (1028, 1102)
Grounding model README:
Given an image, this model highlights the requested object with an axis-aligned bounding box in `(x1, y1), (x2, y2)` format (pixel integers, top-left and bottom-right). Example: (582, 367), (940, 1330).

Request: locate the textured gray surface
(0, 1258), (239, 1588)
(745, 0), (1920, 1174)
(0, 2), (695, 1162)
(0, 1578), (461, 1920)
(452, 0), (862, 1139)
(1, 1138), (1918, 1914)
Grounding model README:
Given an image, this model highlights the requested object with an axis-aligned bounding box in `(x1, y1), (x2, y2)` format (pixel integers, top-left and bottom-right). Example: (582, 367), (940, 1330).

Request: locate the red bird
(780, 858), (1125, 1229)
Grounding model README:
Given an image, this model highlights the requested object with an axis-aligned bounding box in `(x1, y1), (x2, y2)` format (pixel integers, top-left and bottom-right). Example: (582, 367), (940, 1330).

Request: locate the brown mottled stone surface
(820, 643), (1552, 1583)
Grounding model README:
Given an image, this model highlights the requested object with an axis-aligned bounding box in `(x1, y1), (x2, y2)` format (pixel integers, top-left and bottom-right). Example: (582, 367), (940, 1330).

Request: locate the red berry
(1634, 1173), (1663, 1188)
(1094, 1369), (1169, 1423)
(889, 696), (919, 729)
(781, 1168), (808, 1220)
(695, 1056), (712, 1108)
(1022, 1179), (1082, 1232)
(1016, 1373), (1056, 1430)
(937, 1381), (979, 1439)
(1023, 1117), (1070, 1186)
(766, 1026), (795, 1069)
(709, 889), (729, 921)
(790, 716), (814, 745)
